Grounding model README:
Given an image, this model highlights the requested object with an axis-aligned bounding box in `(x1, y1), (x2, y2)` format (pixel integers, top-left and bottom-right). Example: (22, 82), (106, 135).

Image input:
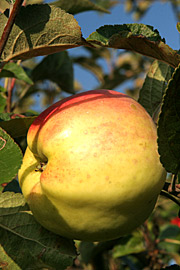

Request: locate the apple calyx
(35, 161), (47, 172)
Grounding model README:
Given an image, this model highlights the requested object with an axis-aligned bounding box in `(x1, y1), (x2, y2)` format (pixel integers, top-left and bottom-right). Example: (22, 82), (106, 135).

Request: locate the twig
(168, 173), (178, 193)
(160, 190), (180, 207)
(6, 77), (16, 113)
(0, 0), (24, 59)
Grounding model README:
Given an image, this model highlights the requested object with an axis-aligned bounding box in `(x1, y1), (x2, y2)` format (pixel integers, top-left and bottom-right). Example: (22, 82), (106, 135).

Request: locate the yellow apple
(18, 89), (166, 242)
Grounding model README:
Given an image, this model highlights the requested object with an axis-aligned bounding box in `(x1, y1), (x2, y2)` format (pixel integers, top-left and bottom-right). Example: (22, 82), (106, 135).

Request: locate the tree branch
(0, 0), (24, 59)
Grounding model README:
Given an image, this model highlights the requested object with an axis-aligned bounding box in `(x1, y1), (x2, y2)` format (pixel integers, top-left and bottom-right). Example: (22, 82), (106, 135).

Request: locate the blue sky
(68, 1), (180, 92)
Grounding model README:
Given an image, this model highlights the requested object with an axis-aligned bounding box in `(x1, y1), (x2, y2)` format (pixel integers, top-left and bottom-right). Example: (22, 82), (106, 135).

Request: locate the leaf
(138, 60), (173, 117)
(0, 115), (36, 138)
(51, 0), (110, 14)
(31, 51), (74, 93)
(73, 56), (104, 82)
(0, 63), (33, 84)
(0, 93), (6, 113)
(0, 0), (9, 13)
(78, 242), (95, 265)
(87, 24), (180, 68)
(0, 86), (6, 92)
(0, 192), (77, 269)
(112, 233), (145, 258)
(159, 224), (180, 241)
(2, 179), (22, 193)
(0, 245), (21, 270)
(177, 22), (180, 34)
(0, 4), (86, 62)
(0, 128), (23, 183)
(158, 64), (180, 174)
(163, 265), (180, 270)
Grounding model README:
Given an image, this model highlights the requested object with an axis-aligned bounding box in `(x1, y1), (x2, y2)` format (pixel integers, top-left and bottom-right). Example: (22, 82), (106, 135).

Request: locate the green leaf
(112, 233), (145, 258)
(0, 127), (23, 183)
(138, 60), (173, 117)
(78, 242), (95, 265)
(0, 87), (7, 113)
(5, 0), (15, 4)
(0, 63), (33, 84)
(0, 245), (21, 270)
(0, 115), (36, 138)
(0, 86), (6, 93)
(87, 24), (180, 68)
(2, 179), (22, 193)
(158, 64), (180, 174)
(0, 4), (86, 62)
(159, 224), (180, 241)
(177, 22), (180, 34)
(31, 51), (74, 93)
(51, 0), (110, 14)
(0, 192), (77, 269)
(0, 93), (6, 113)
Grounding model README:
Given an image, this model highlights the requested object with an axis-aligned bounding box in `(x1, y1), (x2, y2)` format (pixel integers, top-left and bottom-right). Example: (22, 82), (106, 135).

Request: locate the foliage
(1, 0), (180, 269)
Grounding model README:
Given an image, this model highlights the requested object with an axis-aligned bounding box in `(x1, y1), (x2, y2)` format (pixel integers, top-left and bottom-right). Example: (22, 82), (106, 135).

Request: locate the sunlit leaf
(0, 4), (86, 62)
(0, 62), (33, 84)
(51, 0), (110, 14)
(87, 24), (180, 68)
(0, 0), (9, 12)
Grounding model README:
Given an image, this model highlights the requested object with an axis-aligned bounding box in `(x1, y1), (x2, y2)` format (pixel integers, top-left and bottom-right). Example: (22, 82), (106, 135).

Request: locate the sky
(68, 1), (180, 92)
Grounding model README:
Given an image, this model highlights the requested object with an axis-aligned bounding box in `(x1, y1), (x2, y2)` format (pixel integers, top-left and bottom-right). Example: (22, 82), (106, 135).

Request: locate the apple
(18, 89), (166, 242)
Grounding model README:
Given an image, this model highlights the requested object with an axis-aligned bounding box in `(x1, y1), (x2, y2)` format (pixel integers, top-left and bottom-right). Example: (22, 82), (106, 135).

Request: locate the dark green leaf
(31, 51), (74, 93)
(2, 179), (22, 193)
(159, 224), (180, 240)
(87, 24), (180, 68)
(0, 192), (77, 269)
(51, 0), (110, 14)
(0, 63), (33, 84)
(158, 64), (180, 173)
(163, 265), (180, 270)
(138, 60), (173, 117)
(0, 128), (23, 183)
(0, 4), (86, 62)
(79, 242), (95, 265)
(0, 116), (36, 138)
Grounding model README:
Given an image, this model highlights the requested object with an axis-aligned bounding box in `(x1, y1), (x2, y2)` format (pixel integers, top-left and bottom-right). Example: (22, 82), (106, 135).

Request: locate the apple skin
(18, 89), (166, 242)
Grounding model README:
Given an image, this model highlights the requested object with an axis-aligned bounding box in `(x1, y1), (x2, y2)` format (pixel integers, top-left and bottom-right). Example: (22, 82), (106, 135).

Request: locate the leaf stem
(0, 0), (24, 59)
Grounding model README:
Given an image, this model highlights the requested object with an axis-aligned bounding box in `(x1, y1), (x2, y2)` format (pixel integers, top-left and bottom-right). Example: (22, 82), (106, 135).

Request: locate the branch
(0, 0), (24, 59)
(6, 77), (16, 113)
(160, 190), (180, 207)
